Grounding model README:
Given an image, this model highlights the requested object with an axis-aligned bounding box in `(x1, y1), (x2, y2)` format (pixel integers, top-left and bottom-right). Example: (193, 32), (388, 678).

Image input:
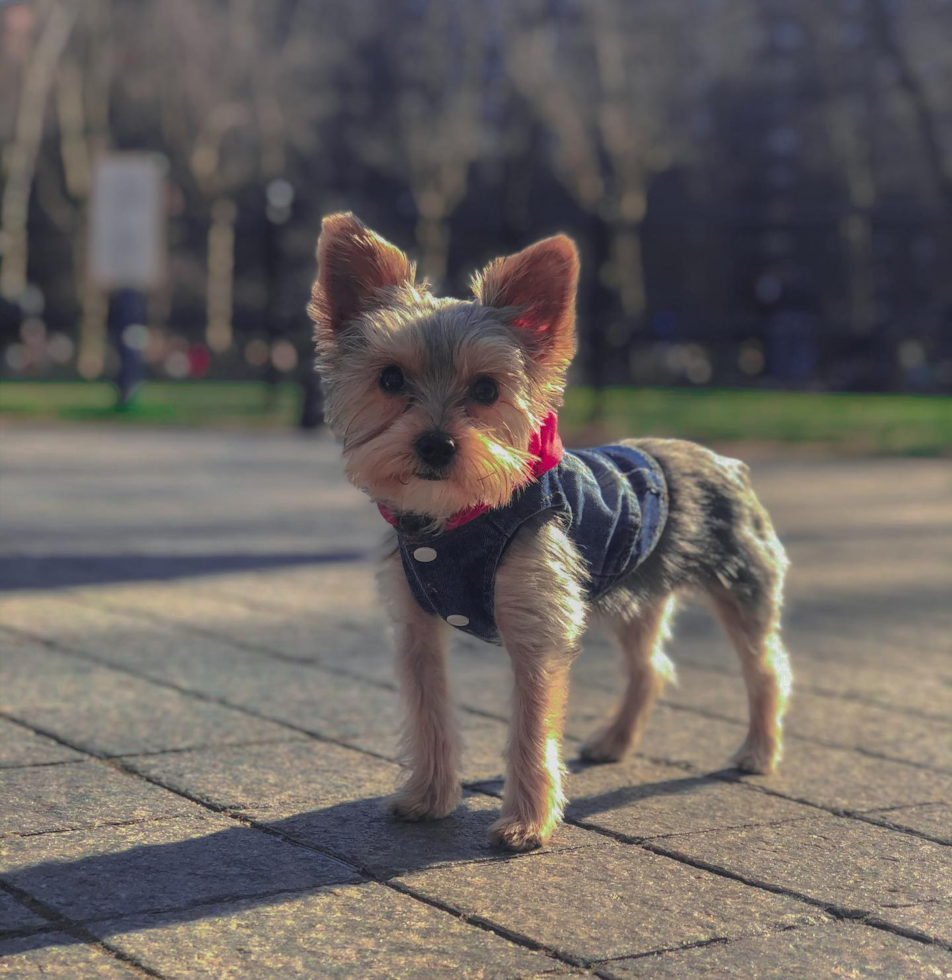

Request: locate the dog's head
(309, 213), (579, 526)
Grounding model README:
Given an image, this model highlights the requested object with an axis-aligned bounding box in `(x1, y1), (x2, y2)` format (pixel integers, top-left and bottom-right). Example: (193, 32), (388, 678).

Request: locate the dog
(309, 212), (791, 851)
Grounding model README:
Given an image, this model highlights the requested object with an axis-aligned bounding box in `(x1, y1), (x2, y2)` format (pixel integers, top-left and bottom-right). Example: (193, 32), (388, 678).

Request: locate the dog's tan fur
(311, 213), (792, 850)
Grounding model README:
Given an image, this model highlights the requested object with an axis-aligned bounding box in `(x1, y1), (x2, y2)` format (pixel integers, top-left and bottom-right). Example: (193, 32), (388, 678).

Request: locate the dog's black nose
(414, 430), (457, 468)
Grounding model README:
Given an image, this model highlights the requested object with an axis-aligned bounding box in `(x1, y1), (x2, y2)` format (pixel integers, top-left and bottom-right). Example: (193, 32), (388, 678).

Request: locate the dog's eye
(470, 376), (499, 405)
(379, 365), (405, 394)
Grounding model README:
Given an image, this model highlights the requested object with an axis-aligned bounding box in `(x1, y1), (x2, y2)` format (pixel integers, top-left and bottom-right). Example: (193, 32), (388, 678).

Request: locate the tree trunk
(206, 198), (237, 353)
(0, 0), (77, 299)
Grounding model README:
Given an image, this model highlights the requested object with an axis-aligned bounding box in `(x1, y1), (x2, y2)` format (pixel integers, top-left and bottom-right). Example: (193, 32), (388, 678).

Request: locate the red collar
(377, 411), (563, 531)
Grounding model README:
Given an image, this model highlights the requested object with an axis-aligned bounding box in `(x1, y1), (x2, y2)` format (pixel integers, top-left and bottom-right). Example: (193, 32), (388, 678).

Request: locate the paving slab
(396, 845), (824, 963)
(90, 584), (387, 666)
(1, 637), (294, 756)
(90, 882), (559, 979)
(0, 761), (198, 837)
(0, 814), (359, 922)
(599, 921), (952, 979)
(124, 740), (602, 878)
(719, 741), (952, 814)
(653, 815), (952, 944)
(0, 718), (83, 769)
(562, 759), (815, 840)
(0, 596), (292, 693)
(864, 803), (952, 844)
(0, 933), (142, 978)
(0, 889), (47, 934)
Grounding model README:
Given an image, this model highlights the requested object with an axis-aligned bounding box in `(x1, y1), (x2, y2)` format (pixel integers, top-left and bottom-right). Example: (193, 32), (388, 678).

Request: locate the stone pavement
(0, 424), (950, 979)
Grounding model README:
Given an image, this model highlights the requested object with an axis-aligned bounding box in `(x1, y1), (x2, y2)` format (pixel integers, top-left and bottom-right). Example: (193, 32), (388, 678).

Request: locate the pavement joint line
(589, 933), (732, 972)
(588, 657), (952, 726)
(0, 921), (62, 943)
(0, 758), (87, 772)
(654, 698), (952, 775)
(584, 914), (952, 976)
(53, 591), (403, 691)
(0, 813), (196, 842)
(707, 770), (952, 846)
(0, 879), (167, 979)
(850, 745), (952, 776)
(384, 876), (586, 971)
(69, 883), (365, 930)
(108, 735), (311, 760)
(845, 810), (951, 847)
(574, 813), (817, 844)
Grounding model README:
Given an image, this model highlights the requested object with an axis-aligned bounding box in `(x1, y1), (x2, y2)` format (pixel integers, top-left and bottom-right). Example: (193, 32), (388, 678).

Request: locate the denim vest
(396, 445), (668, 644)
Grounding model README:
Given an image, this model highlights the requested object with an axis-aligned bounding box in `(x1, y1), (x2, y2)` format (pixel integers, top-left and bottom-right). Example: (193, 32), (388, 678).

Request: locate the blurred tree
(874, 0), (952, 213)
(335, 0), (490, 286)
(1, 0), (119, 378)
(3, 0), (950, 393)
(0, 0), (77, 301)
(505, 0), (757, 412)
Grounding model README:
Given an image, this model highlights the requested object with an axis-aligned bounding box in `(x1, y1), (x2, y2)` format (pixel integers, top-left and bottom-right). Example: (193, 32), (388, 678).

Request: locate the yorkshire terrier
(310, 213), (791, 851)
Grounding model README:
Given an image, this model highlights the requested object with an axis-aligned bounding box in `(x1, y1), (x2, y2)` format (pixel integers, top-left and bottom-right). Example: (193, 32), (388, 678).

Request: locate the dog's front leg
(491, 521), (586, 850)
(379, 554), (461, 821)
(490, 652), (571, 850)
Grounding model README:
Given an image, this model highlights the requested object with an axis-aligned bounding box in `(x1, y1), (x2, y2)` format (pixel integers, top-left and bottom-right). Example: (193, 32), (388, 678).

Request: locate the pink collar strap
(377, 411), (564, 531)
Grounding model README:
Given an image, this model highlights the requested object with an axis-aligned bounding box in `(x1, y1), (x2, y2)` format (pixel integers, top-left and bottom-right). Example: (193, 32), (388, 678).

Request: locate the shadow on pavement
(3, 774), (716, 945)
(0, 551), (369, 592)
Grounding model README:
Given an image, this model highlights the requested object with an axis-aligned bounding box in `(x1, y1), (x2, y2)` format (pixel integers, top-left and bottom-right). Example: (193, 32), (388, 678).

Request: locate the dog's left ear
(472, 235), (579, 367)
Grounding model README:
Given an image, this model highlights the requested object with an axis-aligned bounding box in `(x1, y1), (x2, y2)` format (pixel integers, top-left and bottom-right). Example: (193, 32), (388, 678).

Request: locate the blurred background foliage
(0, 0), (950, 443)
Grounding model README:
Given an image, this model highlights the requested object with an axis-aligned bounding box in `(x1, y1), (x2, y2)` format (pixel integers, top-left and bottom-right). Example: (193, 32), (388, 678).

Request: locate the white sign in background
(88, 153), (167, 290)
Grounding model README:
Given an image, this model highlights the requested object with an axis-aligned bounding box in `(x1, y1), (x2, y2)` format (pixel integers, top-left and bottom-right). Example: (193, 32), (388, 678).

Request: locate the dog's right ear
(309, 213), (415, 337)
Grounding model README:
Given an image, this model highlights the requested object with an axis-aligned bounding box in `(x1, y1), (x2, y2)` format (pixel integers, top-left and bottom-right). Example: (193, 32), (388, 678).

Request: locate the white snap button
(412, 547), (437, 563)
(446, 614), (470, 628)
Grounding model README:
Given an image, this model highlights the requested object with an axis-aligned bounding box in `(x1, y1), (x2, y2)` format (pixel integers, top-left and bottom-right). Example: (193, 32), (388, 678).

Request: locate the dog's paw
(731, 737), (780, 775)
(579, 726), (629, 764)
(488, 814), (551, 852)
(389, 783), (460, 822)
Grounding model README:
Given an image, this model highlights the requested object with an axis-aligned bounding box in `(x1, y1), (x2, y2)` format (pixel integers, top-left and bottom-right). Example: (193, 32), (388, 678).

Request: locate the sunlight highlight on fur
(542, 733), (567, 834)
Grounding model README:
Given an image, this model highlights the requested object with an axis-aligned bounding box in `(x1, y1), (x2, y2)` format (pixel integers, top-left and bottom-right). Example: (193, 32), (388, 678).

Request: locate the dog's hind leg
(580, 594), (678, 763)
(711, 580), (791, 774)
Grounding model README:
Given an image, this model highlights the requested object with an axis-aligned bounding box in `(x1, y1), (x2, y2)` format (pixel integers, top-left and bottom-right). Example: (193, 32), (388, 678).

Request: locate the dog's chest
(395, 446), (668, 645)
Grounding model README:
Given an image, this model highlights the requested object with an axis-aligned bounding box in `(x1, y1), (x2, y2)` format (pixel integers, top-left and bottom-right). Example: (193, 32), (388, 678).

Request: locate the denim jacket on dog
(394, 445), (668, 645)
